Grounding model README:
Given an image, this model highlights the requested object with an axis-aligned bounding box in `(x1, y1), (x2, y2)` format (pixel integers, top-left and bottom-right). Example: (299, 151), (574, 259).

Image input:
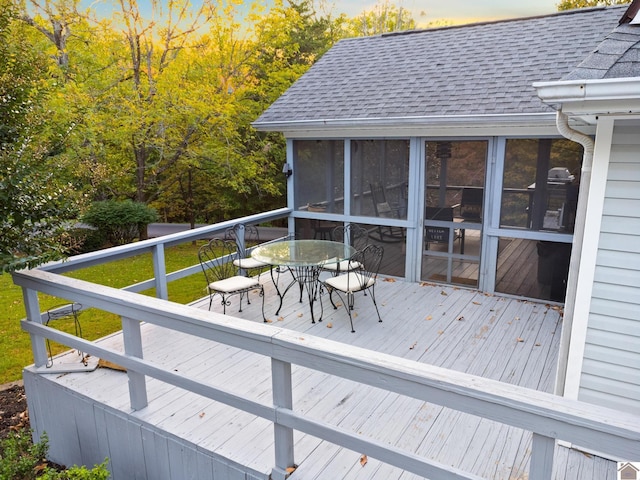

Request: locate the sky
(329, 0), (563, 27)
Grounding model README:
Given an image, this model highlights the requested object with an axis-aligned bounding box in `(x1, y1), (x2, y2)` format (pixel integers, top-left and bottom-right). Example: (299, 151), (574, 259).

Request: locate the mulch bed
(0, 382), (29, 440)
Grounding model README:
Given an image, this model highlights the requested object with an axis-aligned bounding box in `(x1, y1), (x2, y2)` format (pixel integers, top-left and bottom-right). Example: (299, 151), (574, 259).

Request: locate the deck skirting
(23, 369), (270, 480)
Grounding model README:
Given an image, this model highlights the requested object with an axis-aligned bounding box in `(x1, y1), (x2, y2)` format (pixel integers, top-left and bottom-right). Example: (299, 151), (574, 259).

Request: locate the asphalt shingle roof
(564, 23), (640, 80)
(255, 6), (628, 126)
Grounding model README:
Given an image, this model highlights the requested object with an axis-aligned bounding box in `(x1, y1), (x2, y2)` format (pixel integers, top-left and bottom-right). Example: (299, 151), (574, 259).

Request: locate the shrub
(81, 200), (158, 246)
(0, 428), (109, 480)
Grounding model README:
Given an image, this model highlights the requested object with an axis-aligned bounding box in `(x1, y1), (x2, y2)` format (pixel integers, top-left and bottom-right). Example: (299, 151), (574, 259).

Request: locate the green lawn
(1, 241), (206, 384)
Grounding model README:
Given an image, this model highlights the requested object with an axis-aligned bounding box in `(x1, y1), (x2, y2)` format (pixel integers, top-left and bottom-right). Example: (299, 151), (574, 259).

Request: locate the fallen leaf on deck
(425, 315), (432, 321)
(286, 465), (298, 473)
(440, 291), (448, 296)
(409, 342), (417, 350)
(383, 277), (396, 282)
(360, 455), (368, 466)
(438, 330), (444, 335)
(297, 313), (303, 317)
(278, 316), (284, 321)
(420, 282), (435, 287)
(98, 359), (127, 372)
(457, 316), (464, 321)
(535, 343), (541, 346)
(199, 412), (205, 418)
(516, 337), (524, 342)
(265, 319), (273, 323)
(326, 323), (333, 328)
(515, 316), (520, 320)
(472, 301), (481, 305)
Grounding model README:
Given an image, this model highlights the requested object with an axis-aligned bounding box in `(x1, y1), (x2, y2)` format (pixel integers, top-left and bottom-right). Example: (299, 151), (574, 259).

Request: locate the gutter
(553, 110), (595, 397)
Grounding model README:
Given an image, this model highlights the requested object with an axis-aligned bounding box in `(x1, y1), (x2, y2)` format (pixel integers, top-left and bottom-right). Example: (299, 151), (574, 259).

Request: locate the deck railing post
(21, 287), (48, 368)
(271, 358), (295, 480)
(152, 243), (168, 300)
(529, 433), (555, 479)
(122, 316), (148, 410)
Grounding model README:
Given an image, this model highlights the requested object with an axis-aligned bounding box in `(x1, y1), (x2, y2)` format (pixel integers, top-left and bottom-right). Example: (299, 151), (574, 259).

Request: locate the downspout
(553, 110), (595, 396)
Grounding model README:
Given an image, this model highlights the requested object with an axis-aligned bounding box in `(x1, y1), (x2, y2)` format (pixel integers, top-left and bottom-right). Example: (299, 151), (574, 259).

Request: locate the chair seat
(209, 275), (260, 294)
(234, 257), (268, 270)
(322, 259), (362, 272)
(324, 272), (374, 294)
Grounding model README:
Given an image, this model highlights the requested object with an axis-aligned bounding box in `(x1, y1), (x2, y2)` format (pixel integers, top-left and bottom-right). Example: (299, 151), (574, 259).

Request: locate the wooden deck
(25, 275), (616, 479)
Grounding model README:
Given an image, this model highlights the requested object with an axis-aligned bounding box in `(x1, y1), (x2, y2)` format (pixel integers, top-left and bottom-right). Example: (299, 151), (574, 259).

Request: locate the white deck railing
(12, 210), (640, 480)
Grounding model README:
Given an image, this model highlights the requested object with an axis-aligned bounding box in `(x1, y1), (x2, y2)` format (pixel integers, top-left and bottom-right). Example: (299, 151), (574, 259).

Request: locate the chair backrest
(225, 224), (260, 257)
(460, 188), (483, 221)
(198, 238), (238, 284)
(425, 206), (453, 243)
(349, 244), (384, 289)
(332, 224), (369, 251)
(370, 182), (393, 217)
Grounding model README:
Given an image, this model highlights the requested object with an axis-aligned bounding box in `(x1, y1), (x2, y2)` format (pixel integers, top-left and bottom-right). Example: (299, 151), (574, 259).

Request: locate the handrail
(39, 208), (291, 274)
(13, 267), (640, 480)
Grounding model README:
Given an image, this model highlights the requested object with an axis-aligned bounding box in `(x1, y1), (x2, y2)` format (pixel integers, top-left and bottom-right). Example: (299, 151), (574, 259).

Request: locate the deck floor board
(32, 275), (616, 480)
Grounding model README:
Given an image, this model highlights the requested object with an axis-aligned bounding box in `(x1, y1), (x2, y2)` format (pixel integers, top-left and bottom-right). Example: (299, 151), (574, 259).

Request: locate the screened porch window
(293, 140), (344, 214)
(349, 139), (409, 220)
(501, 138), (582, 233)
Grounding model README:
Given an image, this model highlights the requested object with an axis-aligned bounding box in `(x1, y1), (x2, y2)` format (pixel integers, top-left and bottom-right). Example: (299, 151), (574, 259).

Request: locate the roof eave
(252, 113), (559, 133)
(534, 77), (640, 116)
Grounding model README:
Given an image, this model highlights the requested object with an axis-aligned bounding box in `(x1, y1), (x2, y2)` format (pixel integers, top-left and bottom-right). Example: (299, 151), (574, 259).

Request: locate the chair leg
(369, 287), (382, 323)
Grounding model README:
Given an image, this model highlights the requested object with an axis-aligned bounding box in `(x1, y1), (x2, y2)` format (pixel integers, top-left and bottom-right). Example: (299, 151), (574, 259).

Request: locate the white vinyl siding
(579, 125), (640, 414)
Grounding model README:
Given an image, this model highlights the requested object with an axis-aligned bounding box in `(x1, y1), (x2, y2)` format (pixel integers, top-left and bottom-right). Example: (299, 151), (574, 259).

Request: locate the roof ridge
(379, 5), (623, 39)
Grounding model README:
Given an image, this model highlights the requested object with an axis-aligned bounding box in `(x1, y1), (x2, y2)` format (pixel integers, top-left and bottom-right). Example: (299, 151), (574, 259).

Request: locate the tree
(557, 0), (630, 10)
(345, 0), (416, 37)
(0, 0), (80, 272)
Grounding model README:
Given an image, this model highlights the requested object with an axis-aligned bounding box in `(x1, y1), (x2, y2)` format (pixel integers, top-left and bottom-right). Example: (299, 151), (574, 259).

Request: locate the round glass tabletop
(251, 239), (356, 267)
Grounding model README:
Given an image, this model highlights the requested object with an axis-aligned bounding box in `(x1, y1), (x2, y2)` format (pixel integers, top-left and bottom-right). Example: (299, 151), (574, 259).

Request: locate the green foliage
(0, 428), (109, 480)
(557, 0), (630, 10)
(0, 429), (48, 479)
(81, 200), (158, 246)
(0, 0), (81, 273)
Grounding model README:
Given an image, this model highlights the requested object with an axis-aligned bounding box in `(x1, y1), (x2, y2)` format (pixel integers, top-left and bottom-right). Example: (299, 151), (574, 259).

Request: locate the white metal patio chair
(224, 223), (269, 278)
(322, 244), (384, 332)
(198, 238), (266, 321)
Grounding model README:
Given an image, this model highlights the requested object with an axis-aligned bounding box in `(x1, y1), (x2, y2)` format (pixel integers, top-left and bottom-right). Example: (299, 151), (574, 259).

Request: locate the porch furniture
(369, 182), (405, 243)
(455, 187), (483, 222)
(322, 244), (384, 333)
(251, 239), (356, 323)
(322, 224), (369, 275)
(198, 238), (266, 320)
(224, 223), (269, 278)
(45, 303), (86, 368)
(307, 203), (339, 240)
(425, 206), (463, 253)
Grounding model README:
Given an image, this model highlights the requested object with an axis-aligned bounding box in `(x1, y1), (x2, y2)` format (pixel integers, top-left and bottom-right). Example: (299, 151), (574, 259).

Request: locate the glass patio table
(251, 239), (356, 323)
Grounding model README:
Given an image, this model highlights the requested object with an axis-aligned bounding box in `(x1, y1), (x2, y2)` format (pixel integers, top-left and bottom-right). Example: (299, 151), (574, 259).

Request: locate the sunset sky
(328, 0), (563, 27)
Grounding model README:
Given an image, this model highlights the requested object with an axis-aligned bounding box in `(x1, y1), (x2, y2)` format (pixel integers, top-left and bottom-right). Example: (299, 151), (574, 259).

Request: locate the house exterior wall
(579, 122), (640, 414)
